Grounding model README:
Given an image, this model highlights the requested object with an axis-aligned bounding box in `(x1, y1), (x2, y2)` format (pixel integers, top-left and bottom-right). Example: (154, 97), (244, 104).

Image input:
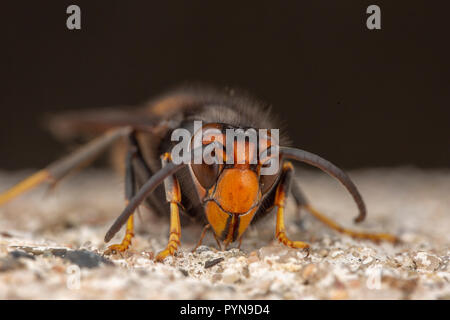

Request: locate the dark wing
(44, 106), (162, 141)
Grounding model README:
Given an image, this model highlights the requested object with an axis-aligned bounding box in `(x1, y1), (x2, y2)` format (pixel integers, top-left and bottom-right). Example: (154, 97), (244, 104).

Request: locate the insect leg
(237, 237), (243, 249)
(155, 153), (183, 262)
(290, 179), (309, 222)
(125, 132), (168, 218)
(104, 146), (204, 242)
(192, 224), (211, 252)
(290, 180), (399, 244)
(104, 133), (140, 254)
(0, 127), (132, 206)
(193, 227), (223, 251)
(274, 162), (310, 252)
(304, 202), (399, 244)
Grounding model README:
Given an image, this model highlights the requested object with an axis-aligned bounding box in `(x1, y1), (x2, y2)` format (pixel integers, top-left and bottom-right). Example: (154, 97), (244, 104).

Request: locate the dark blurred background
(1, 1), (449, 170)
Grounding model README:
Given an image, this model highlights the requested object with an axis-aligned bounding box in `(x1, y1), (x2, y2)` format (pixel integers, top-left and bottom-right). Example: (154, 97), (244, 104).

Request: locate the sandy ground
(0, 167), (449, 300)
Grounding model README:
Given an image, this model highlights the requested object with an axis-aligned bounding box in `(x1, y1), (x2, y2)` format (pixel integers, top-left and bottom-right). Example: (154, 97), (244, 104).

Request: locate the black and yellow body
(0, 85), (398, 261)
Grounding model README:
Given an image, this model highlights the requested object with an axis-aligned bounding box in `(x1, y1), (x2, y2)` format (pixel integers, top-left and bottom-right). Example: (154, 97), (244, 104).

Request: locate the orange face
(189, 124), (279, 244)
(204, 167), (261, 244)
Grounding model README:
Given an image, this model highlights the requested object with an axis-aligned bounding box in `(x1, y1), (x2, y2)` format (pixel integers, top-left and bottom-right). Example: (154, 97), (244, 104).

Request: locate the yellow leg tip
(155, 249), (171, 262)
(104, 233), (133, 255)
(291, 241), (310, 250)
(155, 240), (179, 262)
(104, 242), (131, 255)
(277, 232), (310, 254)
(370, 233), (401, 245)
(155, 247), (175, 262)
(305, 204), (400, 245)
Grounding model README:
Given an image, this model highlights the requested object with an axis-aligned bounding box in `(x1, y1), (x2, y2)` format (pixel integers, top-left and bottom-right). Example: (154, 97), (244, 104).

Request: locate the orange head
(189, 123), (280, 245)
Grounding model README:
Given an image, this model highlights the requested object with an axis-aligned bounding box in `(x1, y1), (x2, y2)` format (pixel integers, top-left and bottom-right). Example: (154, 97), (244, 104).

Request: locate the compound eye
(191, 141), (224, 189)
(191, 162), (220, 190)
(259, 158), (280, 194)
(259, 173), (278, 194)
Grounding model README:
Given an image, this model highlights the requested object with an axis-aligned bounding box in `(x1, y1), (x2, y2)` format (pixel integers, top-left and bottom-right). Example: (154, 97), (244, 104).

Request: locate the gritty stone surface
(0, 167), (449, 299)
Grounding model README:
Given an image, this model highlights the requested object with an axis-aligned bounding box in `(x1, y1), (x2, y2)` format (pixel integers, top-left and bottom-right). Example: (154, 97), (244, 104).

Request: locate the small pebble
(9, 250), (35, 260)
(318, 249), (329, 257)
(222, 269), (240, 284)
(212, 273), (222, 282)
(413, 252), (441, 271)
(247, 255), (259, 264)
(196, 245), (211, 253)
(259, 246), (283, 258)
(302, 264), (317, 279)
(178, 269), (189, 277)
(362, 256), (373, 265)
(204, 257), (224, 269)
(242, 265), (250, 278)
(62, 250), (113, 269)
